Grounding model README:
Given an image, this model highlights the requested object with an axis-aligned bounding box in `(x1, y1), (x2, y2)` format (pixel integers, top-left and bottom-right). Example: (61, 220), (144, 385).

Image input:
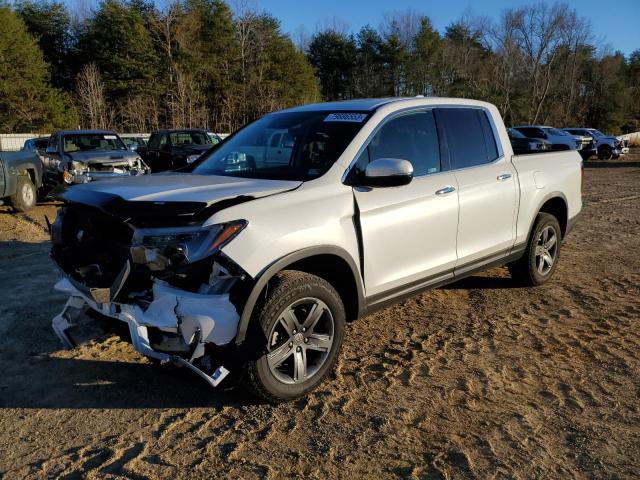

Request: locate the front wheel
(242, 271), (346, 403)
(598, 145), (613, 161)
(508, 213), (561, 286)
(10, 175), (36, 212)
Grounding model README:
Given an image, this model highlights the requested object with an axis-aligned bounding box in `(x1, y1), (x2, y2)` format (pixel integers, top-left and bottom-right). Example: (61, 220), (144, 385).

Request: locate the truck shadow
(0, 239), (265, 409)
(0, 357), (262, 409)
(584, 160), (640, 169)
(441, 274), (520, 290)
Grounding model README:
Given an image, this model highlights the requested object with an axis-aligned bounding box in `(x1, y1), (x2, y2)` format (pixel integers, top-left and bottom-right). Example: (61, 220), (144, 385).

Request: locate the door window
(352, 110), (441, 178)
(438, 108), (499, 169)
(148, 133), (166, 150)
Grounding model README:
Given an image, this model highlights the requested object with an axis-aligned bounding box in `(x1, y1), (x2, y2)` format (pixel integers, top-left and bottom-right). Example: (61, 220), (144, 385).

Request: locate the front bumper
(66, 167), (148, 184)
(52, 276), (238, 387)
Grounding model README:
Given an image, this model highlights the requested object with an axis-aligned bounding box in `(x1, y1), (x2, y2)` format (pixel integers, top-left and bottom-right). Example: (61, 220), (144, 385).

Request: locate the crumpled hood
(67, 149), (141, 164)
(69, 172), (301, 203)
(60, 172), (302, 226)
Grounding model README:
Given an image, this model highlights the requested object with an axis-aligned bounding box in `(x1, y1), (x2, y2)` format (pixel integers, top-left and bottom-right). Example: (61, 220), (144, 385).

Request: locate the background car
(563, 128), (627, 160)
(507, 128), (552, 154)
(138, 128), (218, 172)
(512, 125), (589, 154)
(120, 135), (148, 152)
(21, 136), (50, 153)
(42, 130), (149, 186)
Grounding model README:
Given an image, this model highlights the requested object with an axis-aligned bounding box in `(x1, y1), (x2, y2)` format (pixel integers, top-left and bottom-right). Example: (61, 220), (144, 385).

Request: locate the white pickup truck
(50, 98), (582, 402)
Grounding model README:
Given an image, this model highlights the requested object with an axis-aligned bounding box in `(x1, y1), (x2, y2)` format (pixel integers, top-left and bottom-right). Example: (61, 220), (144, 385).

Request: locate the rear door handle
(497, 173), (512, 181)
(435, 186), (456, 196)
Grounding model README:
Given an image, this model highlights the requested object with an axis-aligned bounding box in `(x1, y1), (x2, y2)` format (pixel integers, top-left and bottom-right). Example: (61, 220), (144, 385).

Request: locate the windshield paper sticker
(324, 113), (367, 123)
(103, 135), (117, 140)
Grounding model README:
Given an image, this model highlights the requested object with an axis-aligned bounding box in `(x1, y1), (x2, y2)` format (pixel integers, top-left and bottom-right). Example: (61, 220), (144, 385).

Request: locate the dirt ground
(0, 152), (638, 479)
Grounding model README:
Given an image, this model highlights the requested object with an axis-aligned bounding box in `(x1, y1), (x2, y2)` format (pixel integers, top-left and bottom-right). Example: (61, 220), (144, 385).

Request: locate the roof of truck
(54, 129), (118, 135)
(281, 96), (500, 114)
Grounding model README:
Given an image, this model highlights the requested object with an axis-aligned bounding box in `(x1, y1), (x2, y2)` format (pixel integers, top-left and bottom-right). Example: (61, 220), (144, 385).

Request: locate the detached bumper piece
(51, 277), (237, 388)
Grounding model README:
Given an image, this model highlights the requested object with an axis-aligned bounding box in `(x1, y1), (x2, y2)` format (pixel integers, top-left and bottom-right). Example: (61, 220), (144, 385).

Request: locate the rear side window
(438, 108), (499, 169)
(516, 127), (543, 138)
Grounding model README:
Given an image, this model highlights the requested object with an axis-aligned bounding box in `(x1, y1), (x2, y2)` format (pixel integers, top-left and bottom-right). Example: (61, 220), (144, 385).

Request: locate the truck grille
(51, 204), (133, 289)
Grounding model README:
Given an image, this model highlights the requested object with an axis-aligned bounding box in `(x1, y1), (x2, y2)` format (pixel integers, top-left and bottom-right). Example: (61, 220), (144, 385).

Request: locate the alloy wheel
(266, 297), (334, 385)
(534, 226), (558, 275)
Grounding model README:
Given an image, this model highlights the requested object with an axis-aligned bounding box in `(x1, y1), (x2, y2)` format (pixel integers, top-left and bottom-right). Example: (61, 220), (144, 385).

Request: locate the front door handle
(497, 173), (512, 181)
(435, 186), (456, 196)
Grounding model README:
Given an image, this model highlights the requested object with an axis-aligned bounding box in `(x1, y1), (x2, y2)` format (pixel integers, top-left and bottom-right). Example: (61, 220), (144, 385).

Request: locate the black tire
(598, 145), (613, 161)
(242, 270), (346, 403)
(10, 175), (37, 212)
(508, 213), (562, 286)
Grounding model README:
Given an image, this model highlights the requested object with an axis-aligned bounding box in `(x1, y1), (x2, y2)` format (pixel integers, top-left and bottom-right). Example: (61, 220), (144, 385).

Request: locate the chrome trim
(497, 173), (512, 181)
(435, 185), (456, 195)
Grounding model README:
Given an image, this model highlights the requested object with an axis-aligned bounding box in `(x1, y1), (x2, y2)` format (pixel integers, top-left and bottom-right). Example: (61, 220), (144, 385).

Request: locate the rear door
(436, 108), (517, 270)
(352, 109), (459, 298)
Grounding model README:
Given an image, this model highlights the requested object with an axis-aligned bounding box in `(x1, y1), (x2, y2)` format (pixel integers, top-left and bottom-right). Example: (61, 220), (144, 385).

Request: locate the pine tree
(0, 6), (76, 132)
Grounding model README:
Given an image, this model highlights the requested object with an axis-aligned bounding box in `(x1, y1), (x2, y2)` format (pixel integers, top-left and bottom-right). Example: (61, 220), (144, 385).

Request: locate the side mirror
(45, 146), (57, 154)
(362, 158), (413, 187)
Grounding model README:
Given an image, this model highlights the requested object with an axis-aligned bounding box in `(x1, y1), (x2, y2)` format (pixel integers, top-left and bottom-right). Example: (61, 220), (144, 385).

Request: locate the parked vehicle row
(49, 97), (583, 402)
(563, 128), (629, 160)
(509, 124), (628, 160)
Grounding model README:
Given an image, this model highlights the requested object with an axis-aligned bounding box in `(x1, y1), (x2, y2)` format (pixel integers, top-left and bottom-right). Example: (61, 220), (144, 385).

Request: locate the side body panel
(214, 181), (360, 282)
(511, 150), (583, 245)
(0, 150), (43, 195)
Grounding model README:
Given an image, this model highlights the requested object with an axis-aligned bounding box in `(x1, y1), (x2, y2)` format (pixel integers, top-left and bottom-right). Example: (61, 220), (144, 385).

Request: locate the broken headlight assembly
(130, 220), (247, 271)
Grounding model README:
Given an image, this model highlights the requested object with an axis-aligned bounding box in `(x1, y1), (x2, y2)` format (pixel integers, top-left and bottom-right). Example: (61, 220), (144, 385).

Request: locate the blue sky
(253, 0), (639, 56)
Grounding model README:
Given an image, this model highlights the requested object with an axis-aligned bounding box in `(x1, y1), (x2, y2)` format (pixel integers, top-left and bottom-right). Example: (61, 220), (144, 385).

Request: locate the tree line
(0, 0), (638, 135)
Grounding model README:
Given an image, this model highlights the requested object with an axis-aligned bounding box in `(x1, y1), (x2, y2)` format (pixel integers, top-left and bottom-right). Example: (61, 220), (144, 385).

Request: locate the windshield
(546, 128), (569, 136)
(193, 111), (369, 181)
(170, 131), (212, 146)
(62, 133), (126, 152)
(508, 128), (526, 139)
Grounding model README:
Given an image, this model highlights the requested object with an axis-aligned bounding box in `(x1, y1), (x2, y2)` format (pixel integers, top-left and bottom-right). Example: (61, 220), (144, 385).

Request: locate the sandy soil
(0, 152), (638, 479)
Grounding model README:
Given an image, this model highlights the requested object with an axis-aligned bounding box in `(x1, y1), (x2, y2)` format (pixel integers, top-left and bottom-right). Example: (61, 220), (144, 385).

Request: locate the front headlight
(187, 154), (201, 164)
(70, 161), (87, 172)
(131, 220), (247, 268)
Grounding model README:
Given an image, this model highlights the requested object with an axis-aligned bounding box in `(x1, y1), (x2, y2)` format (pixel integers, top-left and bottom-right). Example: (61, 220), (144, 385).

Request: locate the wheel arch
(535, 193), (568, 238)
(235, 246), (364, 345)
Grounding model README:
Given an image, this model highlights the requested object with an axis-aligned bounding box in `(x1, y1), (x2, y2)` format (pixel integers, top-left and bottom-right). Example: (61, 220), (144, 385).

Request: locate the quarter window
(438, 108), (499, 169)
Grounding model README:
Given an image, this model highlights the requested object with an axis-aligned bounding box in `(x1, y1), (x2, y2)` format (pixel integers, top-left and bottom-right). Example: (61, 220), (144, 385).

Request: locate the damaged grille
(51, 204), (133, 290)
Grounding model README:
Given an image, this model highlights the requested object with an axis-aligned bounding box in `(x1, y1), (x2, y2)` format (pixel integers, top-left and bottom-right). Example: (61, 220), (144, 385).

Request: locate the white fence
(0, 134), (48, 151)
(619, 132), (640, 146)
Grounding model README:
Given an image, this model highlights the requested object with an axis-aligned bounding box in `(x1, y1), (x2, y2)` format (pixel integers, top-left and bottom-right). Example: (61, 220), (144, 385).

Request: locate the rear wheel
(242, 271), (345, 403)
(10, 175), (36, 212)
(509, 213), (561, 286)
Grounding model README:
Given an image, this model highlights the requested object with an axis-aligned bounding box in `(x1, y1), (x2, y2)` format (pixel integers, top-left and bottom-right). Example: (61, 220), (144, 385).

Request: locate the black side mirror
(361, 158), (414, 187)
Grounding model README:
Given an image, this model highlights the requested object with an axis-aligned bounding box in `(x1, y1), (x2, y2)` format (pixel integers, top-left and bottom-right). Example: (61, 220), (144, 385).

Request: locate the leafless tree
(76, 63), (109, 129)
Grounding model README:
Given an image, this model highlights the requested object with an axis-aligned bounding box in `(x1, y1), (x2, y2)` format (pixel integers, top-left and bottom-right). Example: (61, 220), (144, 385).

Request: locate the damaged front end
(50, 201), (251, 387)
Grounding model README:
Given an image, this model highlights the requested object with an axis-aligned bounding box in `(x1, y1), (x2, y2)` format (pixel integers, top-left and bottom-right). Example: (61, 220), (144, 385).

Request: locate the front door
(352, 109), (459, 299)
